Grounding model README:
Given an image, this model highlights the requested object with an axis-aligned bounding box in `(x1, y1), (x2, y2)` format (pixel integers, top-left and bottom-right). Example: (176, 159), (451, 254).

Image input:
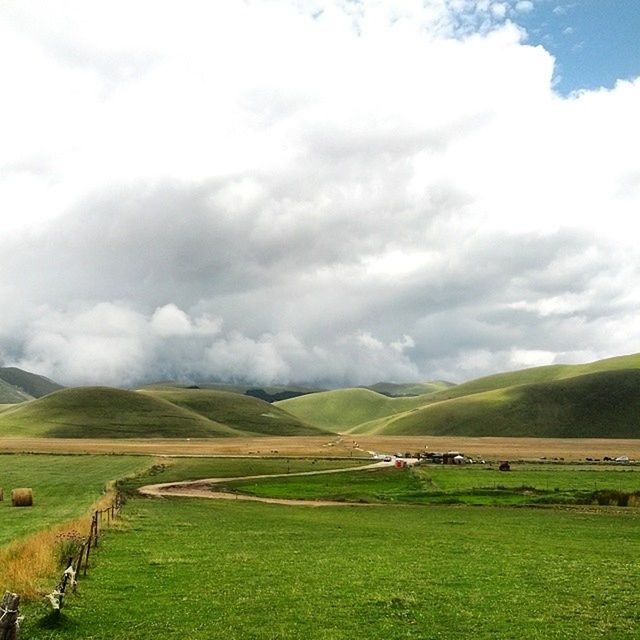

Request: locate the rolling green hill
(349, 369), (640, 438)
(417, 353), (640, 405)
(275, 388), (434, 431)
(0, 386), (330, 439)
(0, 378), (33, 404)
(0, 387), (244, 439)
(140, 388), (328, 436)
(0, 366), (64, 398)
(279, 353), (640, 438)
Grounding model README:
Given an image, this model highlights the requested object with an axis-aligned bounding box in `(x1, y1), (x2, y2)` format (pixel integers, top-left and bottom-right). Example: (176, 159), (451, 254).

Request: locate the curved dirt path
(139, 459), (394, 507)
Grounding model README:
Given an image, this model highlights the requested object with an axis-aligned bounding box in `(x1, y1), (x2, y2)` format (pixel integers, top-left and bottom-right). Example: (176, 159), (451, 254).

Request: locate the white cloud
(1, 1), (640, 385)
(6, 302), (422, 386)
(491, 3), (507, 19)
(392, 335), (416, 353)
(509, 349), (556, 368)
(515, 1), (534, 13)
(151, 304), (223, 337)
(151, 304), (194, 337)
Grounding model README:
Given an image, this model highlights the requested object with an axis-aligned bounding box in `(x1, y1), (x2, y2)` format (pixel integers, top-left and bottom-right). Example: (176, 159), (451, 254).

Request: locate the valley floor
(1, 434), (640, 460)
(21, 497), (640, 640)
(2, 449), (639, 639)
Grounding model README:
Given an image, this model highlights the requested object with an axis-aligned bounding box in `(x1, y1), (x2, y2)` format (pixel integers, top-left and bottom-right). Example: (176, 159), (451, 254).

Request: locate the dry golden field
(0, 435), (638, 460)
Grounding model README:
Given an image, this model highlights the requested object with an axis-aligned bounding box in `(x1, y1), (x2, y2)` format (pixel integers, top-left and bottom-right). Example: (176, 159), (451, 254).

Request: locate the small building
(442, 451), (464, 465)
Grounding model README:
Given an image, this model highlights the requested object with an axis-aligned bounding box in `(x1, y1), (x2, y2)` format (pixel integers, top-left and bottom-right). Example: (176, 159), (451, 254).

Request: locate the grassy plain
(0, 454), (149, 547)
(119, 456), (371, 494)
(21, 498), (640, 639)
(0, 454), (151, 596)
(225, 463), (640, 506)
(2, 453), (638, 638)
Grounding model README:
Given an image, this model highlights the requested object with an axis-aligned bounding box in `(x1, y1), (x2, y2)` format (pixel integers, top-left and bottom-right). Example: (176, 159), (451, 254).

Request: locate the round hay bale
(0, 487), (3, 501)
(11, 488), (33, 507)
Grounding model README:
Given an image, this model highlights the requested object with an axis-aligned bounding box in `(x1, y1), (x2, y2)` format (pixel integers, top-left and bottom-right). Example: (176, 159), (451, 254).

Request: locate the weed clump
(591, 490), (640, 507)
(55, 530), (85, 567)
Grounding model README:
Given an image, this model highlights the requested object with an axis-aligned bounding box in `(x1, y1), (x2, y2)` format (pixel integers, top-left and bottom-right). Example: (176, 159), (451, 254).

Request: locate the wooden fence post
(0, 592), (20, 640)
(72, 543), (85, 593)
(83, 532), (92, 576)
(94, 512), (100, 548)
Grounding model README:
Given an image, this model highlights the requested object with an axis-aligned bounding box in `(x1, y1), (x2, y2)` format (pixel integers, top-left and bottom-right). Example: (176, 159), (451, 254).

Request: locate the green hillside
(419, 353), (640, 404)
(0, 378), (33, 404)
(140, 388), (328, 436)
(275, 388), (433, 431)
(350, 369), (640, 438)
(0, 366), (64, 398)
(279, 353), (640, 437)
(0, 387), (244, 439)
(364, 381), (455, 397)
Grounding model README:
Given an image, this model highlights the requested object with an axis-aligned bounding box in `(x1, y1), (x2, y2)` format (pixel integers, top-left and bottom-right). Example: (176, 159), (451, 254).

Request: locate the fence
(47, 494), (124, 611)
(1, 492), (124, 638)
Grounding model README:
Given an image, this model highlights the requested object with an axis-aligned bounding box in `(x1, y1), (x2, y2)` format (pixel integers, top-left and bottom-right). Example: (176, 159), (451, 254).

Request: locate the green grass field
(224, 463), (640, 506)
(0, 456), (366, 549)
(118, 456), (372, 494)
(0, 454), (149, 547)
(0, 455), (636, 638)
(21, 498), (640, 639)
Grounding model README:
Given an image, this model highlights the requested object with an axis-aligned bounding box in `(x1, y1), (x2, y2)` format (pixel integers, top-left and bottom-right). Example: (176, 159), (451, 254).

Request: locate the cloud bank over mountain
(1, 1), (639, 386)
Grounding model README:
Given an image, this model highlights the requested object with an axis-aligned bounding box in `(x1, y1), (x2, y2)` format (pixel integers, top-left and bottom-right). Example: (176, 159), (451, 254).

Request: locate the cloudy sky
(1, 0), (639, 387)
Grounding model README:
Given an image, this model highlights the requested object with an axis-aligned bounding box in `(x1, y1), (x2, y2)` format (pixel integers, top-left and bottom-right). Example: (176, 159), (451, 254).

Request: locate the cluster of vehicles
(373, 451), (485, 465)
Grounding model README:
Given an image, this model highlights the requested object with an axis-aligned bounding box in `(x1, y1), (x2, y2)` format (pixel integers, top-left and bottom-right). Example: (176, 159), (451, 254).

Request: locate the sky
(1, 0), (639, 388)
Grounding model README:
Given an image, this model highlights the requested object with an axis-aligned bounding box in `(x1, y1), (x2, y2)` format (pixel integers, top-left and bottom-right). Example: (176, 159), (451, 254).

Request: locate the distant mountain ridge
(363, 381), (456, 397)
(141, 381), (325, 403)
(0, 378), (33, 404)
(0, 367), (64, 403)
(0, 366), (64, 398)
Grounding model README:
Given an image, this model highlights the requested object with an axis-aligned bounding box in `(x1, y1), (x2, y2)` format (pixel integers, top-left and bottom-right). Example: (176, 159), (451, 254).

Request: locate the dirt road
(138, 459), (393, 507)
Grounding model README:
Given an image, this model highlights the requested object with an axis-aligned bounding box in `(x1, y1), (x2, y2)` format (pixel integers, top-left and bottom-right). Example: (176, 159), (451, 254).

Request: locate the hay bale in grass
(11, 488), (33, 507)
(0, 487), (3, 501)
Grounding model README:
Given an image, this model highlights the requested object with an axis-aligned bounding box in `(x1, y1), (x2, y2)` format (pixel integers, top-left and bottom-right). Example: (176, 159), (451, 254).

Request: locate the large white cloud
(1, 0), (639, 386)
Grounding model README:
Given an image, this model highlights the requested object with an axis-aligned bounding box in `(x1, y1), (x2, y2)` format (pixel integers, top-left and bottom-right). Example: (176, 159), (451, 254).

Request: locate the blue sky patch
(515, 1), (640, 94)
